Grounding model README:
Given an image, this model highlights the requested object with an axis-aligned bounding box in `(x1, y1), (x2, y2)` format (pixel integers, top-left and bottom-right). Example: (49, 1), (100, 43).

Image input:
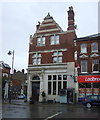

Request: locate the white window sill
(91, 71), (99, 73)
(81, 72), (88, 74)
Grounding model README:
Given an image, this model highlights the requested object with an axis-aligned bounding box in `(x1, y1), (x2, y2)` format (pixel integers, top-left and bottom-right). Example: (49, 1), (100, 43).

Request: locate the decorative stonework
(90, 53), (99, 57)
(79, 54), (88, 58)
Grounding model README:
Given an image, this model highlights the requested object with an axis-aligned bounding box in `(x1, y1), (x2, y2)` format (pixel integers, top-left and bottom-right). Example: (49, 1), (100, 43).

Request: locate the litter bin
(30, 97), (34, 104)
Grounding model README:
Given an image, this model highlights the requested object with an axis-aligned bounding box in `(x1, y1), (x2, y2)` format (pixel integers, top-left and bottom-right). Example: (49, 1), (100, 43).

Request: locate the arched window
(91, 42), (98, 52)
(32, 76), (40, 80)
(81, 44), (87, 53)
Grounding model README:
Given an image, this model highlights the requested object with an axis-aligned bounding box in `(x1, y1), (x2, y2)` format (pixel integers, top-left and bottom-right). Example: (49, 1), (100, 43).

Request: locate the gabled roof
(34, 13), (63, 36)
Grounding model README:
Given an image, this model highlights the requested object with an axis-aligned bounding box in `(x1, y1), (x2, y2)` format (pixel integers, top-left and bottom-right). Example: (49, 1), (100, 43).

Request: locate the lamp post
(8, 50), (14, 103)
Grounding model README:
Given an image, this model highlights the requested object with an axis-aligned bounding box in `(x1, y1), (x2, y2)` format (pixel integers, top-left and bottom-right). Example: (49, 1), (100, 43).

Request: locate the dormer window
(50, 35), (59, 45)
(37, 36), (45, 46)
(80, 44), (87, 53)
(91, 42), (98, 53)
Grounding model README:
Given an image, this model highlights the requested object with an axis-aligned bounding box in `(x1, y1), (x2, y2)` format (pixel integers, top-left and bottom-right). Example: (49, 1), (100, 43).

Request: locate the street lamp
(8, 50), (15, 103)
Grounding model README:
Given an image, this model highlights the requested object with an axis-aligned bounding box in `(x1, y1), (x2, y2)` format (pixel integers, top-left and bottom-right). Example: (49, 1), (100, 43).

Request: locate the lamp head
(8, 51), (12, 55)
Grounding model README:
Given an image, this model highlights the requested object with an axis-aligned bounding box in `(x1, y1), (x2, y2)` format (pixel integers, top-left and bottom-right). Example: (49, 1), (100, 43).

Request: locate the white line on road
(44, 112), (62, 120)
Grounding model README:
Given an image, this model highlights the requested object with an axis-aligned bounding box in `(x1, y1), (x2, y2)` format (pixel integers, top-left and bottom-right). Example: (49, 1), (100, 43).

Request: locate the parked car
(18, 94), (26, 99)
(83, 95), (100, 108)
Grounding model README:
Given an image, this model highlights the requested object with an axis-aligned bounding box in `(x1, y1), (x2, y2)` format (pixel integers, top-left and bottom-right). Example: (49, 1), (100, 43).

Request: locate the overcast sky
(0, 0), (99, 73)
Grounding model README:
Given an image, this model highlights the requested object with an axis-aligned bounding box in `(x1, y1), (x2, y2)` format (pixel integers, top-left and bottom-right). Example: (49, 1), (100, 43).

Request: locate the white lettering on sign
(85, 77), (100, 82)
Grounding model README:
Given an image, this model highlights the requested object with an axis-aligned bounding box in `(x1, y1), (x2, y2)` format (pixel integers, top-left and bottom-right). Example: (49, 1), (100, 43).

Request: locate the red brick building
(0, 61), (11, 78)
(27, 6), (77, 102)
(74, 33), (100, 97)
(0, 61), (11, 99)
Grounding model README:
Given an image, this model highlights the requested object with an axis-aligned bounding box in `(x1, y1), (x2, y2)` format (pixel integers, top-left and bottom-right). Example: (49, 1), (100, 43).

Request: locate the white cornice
(28, 63), (67, 70)
(29, 48), (67, 54)
(36, 28), (61, 33)
(40, 23), (56, 27)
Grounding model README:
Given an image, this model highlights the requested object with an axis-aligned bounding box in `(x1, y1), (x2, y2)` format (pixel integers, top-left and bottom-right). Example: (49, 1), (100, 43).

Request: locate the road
(1, 100), (100, 120)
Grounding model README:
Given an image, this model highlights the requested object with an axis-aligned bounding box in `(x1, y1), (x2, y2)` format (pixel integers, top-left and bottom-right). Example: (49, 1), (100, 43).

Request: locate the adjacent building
(0, 61), (11, 78)
(0, 61), (11, 99)
(27, 6), (77, 102)
(74, 33), (100, 97)
(12, 69), (27, 97)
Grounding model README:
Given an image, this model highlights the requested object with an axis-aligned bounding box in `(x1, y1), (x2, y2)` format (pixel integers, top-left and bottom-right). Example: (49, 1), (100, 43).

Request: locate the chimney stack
(14, 69), (16, 74)
(67, 6), (75, 31)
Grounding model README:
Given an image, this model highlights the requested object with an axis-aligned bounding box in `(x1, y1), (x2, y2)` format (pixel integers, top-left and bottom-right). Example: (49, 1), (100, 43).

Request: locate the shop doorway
(67, 88), (75, 103)
(32, 76), (40, 101)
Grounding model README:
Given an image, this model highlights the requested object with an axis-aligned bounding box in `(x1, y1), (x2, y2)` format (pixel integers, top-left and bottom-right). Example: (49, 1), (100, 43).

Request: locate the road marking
(44, 112), (62, 120)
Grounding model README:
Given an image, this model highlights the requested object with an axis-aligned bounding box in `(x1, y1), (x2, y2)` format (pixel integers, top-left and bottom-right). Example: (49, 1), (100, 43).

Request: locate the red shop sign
(78, 75), (100, 83)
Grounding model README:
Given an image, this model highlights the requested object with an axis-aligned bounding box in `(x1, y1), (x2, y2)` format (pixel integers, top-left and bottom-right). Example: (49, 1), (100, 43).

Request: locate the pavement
(2, 99), (83, 107)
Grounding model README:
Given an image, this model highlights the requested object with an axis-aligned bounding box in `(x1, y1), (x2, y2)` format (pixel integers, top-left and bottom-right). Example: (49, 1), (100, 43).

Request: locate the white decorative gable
(79, 54), (88, 58)
(90, 53), (99, 57)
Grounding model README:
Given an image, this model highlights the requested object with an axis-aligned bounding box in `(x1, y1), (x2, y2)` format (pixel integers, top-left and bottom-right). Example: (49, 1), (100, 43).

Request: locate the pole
(8, 50), (14, 103)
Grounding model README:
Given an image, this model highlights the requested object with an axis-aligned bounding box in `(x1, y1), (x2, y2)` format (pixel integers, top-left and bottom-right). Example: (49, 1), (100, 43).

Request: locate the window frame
(50, 34), (60, 45)
(92, 59), (99, 73)
(52, 51), (63, 64)
(37, 36), (46, 46)
(32, 53), (41, 65)
(91, 42), (98, 53)
(80, 43), (87, 53)
(81, 60), (87, 73)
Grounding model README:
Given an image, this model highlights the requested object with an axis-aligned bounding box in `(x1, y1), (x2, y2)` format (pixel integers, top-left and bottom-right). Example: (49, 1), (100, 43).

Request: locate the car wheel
(86, 103), (92, 108)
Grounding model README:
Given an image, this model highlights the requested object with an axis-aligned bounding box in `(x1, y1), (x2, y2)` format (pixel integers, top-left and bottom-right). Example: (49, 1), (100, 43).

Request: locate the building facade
(12, 69), (27, 98)
(0, 61), (11, 99)
(0, 61), (11, 78)
(74, 33), (100, 97)
(27, 6), (77, 102)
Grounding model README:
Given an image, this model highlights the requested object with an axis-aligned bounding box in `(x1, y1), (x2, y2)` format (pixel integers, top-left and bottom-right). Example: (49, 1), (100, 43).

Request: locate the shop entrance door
(32, 82), (40, 101)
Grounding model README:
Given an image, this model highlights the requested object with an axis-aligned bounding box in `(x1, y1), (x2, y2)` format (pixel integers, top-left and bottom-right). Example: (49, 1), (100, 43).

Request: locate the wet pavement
(1, 100), (100, 119)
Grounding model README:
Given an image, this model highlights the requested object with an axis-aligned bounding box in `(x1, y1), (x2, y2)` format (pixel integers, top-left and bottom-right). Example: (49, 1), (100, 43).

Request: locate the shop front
(78, 75), (100, 98)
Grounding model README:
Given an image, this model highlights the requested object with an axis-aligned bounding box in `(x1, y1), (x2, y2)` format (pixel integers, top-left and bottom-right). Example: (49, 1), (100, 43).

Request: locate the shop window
(63, 75), (67, 80)
(53, 82), (56, 95)
(63, 81), (67, 89)
(58, 82), (61, 95)
(48, 75), (52, 80)
(91, 42), (98, 53)
(93, 83), (100, 88)
(48, 82), (51, 94)
(53, 75), (57, 80)
(81, 60), (87, 73)
(92, 59), (99, 72)
(81, 44), (87, 53)
(58, 75), (62, 80)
